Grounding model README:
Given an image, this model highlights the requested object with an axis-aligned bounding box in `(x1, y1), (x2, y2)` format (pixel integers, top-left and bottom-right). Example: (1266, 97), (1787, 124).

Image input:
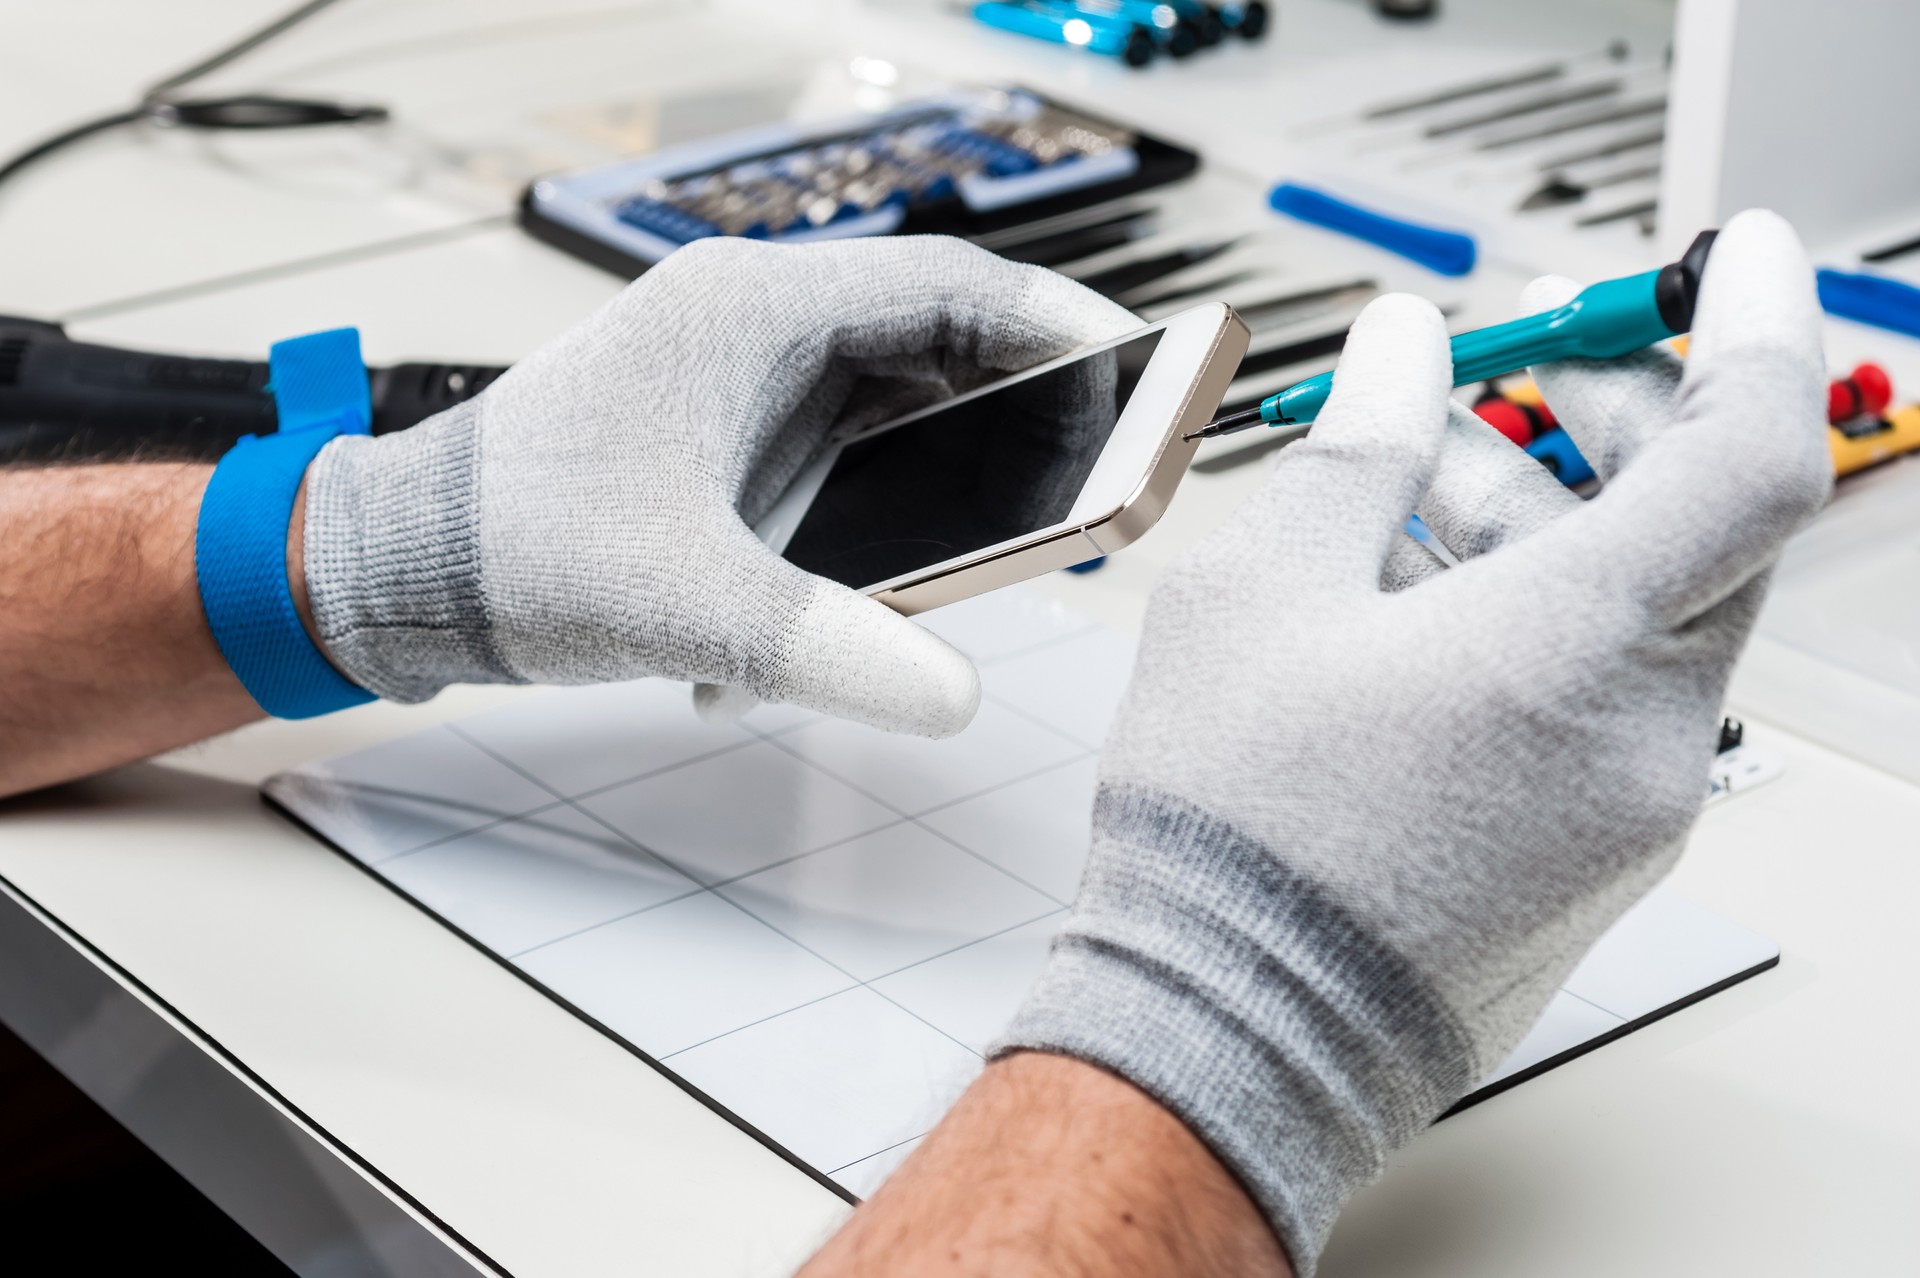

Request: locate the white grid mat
(266, 588), (1777, 1197)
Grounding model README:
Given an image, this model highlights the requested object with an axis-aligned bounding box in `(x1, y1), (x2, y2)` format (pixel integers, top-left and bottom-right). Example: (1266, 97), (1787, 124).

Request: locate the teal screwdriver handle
(1192, 230), (1718, 438)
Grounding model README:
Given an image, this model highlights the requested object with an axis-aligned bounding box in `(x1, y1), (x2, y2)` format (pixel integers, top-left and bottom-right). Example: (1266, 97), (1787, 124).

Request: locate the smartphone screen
(780, 330), (1164, 589)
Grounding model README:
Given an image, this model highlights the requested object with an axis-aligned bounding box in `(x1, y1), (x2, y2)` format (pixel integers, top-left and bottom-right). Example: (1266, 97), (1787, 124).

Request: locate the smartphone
(756, 303), (1249, 614)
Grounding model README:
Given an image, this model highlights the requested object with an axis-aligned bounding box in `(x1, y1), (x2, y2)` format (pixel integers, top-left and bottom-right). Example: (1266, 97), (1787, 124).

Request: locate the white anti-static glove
(996, 209), (1832, 1273)
(300, 236), (1136, 735)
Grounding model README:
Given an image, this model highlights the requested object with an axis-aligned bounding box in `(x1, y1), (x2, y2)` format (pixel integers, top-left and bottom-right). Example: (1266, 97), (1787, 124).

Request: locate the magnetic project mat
(265, 587), (1778, 1200)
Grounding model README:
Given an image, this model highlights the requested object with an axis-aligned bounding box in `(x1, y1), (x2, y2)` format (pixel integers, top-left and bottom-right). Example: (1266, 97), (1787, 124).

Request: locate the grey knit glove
(995, 209), (1831, 1272)
(301, 236), (1135, 736)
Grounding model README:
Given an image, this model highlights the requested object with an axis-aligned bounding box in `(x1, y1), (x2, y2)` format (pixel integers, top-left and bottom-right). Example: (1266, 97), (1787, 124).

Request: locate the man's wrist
(994, 784), (1477, 1275)
(802, 1050), (1291, 1278)
(0, 464), (264, 797)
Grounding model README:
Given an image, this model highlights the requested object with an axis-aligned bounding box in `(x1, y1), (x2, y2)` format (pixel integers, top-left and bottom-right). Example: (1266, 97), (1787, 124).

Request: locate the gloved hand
(299, 236), (1136, 736)
(994, 209), (1830, 1272)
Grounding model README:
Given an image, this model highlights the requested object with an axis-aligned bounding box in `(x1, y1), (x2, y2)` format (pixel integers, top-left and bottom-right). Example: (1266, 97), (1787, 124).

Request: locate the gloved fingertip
(693, 682), (760, 725)
(778, 585), (982, 738)
(1335, 293), (1450, 386)
(1348, 291), (1448, 343)
(1518, 273), (1581, 318)
(1688, 208), (1822, 364)
(1001, 260), (1142, 362)
(1311, 293), (1451, 435)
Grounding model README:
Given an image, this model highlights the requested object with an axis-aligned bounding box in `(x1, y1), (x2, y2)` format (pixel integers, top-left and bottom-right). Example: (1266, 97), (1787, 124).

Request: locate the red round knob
(1852, 362), (1893, 417)
(1474, 396), (1536, 445)
(1829, 378), (1859, 424)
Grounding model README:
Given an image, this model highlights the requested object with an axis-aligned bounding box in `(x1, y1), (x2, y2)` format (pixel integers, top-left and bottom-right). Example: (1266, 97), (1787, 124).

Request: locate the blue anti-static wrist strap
(195, 328), (378, 719)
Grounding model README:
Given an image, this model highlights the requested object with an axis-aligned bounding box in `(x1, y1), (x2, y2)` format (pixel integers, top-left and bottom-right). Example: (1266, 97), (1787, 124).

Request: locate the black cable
(0, 0), (378, 193)
(0, 110), (142, 188)
(142, 0), (353, 100)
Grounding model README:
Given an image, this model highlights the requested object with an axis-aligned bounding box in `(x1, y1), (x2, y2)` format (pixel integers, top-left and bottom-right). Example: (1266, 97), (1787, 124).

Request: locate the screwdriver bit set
(520, 88), (1198, 275)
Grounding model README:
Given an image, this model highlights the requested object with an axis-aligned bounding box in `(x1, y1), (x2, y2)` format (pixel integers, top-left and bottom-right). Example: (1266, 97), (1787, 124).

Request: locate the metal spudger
(1128, 272), (1260, 312)
(1076, 240), (1240, 299)
(1356, 41), (1630, 122)
(1421, 79), (1623, 140)
(1474, 98), (1668, 153)
(989, 207), (1157, 268)
(1533, 127), (1665, 173)
(1186, 230), (1719, 442)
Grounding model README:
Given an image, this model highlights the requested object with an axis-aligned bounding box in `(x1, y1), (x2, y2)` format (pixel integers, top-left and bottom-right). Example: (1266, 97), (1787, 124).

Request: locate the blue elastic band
(195, 328), (377, 719)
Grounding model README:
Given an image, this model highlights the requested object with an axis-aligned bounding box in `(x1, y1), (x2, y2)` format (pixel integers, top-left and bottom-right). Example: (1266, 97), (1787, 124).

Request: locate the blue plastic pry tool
(1267, 181), (1477, 277)
(1816, 268), (1920, 341)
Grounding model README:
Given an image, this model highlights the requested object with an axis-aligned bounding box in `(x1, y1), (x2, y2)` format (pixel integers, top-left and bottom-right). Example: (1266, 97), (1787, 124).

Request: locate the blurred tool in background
(972, 2), (1159, 67)
(1829, 362), (1893, 427)
(0, 0), (385, 193)
(1825, 362), (1920, 477)
(1290, 39), (1663, 241)
(1268, 182), (1476, 274)
(969, 0), (1267, 67)
(0, 315), (500, 464)
(1471, 379), (1594, 486)
(520, 90), (1200, 275)
(1816, 269), (1920, 342)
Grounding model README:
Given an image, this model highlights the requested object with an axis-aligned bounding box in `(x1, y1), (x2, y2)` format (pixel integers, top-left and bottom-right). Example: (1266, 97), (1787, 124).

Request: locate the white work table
(4, 2), (1919, 1275)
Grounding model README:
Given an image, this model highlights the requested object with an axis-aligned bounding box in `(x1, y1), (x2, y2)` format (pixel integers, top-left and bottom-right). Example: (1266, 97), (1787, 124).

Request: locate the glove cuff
(992, 786), (1475, 1276)
(303, 400), (519, 702)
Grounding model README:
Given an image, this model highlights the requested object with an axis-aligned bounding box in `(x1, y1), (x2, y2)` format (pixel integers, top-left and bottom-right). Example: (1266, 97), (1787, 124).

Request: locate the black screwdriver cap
(1655, 228), (1719, 333)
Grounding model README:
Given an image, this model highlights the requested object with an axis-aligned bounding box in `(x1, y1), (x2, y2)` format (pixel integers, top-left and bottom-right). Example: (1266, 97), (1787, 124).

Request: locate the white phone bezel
(755, 303), (1234, 596)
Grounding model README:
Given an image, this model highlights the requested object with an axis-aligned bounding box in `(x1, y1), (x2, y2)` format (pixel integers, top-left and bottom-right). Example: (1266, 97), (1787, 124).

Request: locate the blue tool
(1816, 268), (1920, 341)
(1051, 0), (1202, 56)
(1524, 428), (1597, 486)
(1209, 0), (1270, 37)
(1268, 182), (1478, 276)
(972, 1), (1157, 66)
(1188, 230), (1718, 440)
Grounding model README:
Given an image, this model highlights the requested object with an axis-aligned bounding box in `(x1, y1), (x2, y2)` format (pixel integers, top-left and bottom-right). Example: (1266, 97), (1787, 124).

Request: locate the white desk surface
(5, 2), (1920, 1275)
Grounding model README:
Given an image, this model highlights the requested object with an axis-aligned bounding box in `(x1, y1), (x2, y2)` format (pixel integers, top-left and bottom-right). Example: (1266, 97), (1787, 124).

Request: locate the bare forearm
(0, 464), (263, 796)
(801, 1052), (1291, 1278)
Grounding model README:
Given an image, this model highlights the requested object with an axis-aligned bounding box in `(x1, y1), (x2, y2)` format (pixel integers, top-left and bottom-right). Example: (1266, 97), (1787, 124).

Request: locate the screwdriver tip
(1184, 406), (1267, 441)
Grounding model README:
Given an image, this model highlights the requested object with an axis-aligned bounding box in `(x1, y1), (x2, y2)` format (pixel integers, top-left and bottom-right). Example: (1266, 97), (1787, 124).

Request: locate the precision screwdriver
(1187, 230), (1718, 441)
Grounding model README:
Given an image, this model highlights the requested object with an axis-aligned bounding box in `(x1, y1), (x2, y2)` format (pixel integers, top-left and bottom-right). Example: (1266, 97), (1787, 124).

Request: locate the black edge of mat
(1437, 952), (1781, 1121)
(0, 867), (515, 1276)
(260, 791), (863, 1209)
